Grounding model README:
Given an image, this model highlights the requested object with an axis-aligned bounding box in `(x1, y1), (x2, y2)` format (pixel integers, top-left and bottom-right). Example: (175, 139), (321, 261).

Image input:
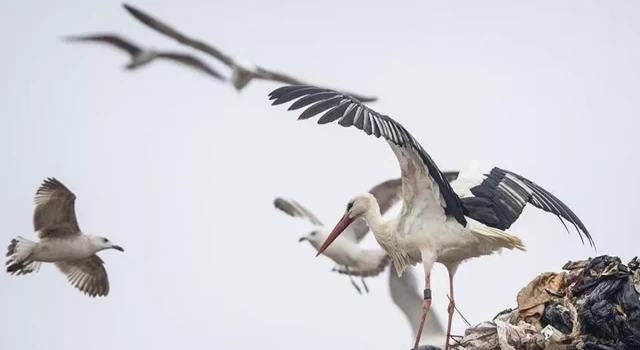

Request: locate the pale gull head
(86, 235), (125, 252)
(297, 229), (328, 248)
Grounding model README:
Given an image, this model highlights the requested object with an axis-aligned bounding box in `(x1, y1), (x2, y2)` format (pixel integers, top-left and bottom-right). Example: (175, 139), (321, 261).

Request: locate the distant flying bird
(63, 33), (225, 80)
(268, 85), (594, 350)
(390, 263), (446, 348)
(5, 178), (124, 297)
(122, 3), (378, 102)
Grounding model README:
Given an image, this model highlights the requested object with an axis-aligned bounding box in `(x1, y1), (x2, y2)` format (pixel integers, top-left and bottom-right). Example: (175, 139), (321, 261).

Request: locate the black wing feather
(318, 100), (352, 125)
(271, 86), (319, 106)
(288, 92), (337, 111)
(504, 169), (593, 247)
(461, 167), (594, 248)
(298, 96), (344, 120)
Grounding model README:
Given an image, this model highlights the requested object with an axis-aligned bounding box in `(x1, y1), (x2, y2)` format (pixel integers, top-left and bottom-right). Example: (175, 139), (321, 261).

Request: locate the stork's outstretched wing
(269, 85), (468, 227)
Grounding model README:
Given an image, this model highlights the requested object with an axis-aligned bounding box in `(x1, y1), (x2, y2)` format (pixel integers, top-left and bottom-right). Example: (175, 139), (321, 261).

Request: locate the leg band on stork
(423, 288), (432, 300)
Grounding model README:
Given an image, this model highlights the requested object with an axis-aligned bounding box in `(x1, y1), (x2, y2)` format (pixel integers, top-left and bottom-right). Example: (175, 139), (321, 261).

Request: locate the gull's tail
(6, 237), (41, 275)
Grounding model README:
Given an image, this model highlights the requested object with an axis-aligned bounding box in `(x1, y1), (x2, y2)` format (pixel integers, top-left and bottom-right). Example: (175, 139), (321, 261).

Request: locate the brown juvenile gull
(5, 178), (124, 298)
(63, 33), (225, 81)
(121, 3), (377, 102)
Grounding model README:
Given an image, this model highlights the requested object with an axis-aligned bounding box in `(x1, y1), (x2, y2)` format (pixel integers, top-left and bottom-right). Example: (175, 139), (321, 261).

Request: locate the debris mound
(451, 255), (640, 350)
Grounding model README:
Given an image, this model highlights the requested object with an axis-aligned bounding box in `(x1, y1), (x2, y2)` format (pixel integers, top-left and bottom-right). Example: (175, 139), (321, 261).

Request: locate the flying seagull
(121, 3), (377, 102)
(268, 85), (594, 350)
(64, 33), (226, 80)
(5, 178), (124, 297)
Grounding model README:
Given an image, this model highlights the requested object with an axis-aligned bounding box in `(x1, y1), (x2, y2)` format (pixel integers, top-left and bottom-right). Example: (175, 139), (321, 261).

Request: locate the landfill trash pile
(449, 255), (640, 350)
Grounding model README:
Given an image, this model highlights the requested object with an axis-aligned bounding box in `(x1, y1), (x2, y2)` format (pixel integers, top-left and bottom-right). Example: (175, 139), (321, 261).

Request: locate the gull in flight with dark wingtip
(122, 3), (377, 102)
(5, 178), (124, 298)
(64, 33), (226, 80)
(268, 84), (594, 350)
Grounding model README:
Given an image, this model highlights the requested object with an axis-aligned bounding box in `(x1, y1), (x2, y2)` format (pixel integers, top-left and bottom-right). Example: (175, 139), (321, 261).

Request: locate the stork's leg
(413, 253), (436, 350)
(346, 267), (362, 295)
(444, 264), (459, 350)
(361, 277), (369, 293)
(412, 271), (432, 350)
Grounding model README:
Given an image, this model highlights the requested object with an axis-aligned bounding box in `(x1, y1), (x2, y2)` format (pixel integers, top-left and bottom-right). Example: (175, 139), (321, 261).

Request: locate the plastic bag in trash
(570, 255), (640, 349)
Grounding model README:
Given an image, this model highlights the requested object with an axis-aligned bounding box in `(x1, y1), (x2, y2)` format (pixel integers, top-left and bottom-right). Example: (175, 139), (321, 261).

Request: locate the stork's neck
(362, 202), (388, 238)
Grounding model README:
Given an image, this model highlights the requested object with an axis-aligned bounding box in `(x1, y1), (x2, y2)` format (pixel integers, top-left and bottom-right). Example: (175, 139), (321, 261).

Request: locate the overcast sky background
(1, 1), (639, 349)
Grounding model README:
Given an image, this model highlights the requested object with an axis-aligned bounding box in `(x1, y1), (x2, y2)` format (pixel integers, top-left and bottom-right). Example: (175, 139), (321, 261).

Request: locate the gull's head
(315, 194), (376, 257)
(298, 229), (328, 248)
(88, 235), (124, 253)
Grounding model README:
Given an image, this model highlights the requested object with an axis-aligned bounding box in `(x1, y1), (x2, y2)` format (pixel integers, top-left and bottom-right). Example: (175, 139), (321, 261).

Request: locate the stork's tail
(6, 237), (41, 276)
(333, 250), (391, 277)
(470, 224), (526, 251)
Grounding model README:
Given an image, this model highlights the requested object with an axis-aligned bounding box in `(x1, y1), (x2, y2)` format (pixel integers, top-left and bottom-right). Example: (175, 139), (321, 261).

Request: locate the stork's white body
(363, 193), (516, 278)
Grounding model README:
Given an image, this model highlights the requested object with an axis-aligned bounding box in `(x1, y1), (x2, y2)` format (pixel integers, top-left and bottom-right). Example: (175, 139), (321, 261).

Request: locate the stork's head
(344, 193), (377, 219)
(88, 235), (124, 253)
(315, 194), (377, 257)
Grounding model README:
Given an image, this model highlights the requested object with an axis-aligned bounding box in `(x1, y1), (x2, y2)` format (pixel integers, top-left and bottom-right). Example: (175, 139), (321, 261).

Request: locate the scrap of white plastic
(541, 325), (556, 340)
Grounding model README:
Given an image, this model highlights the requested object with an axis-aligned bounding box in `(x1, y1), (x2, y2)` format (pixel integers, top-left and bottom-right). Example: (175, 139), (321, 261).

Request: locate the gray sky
(1, 1), (638, 349)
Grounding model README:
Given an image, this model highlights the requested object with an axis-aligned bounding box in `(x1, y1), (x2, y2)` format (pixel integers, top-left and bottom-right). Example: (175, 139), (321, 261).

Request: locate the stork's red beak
(316, 214), (354, 257)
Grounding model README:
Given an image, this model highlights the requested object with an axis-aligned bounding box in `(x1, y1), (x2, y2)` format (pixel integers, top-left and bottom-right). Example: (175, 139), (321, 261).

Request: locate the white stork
(268, 85), (594, 350)
(121, 3), (378, 102)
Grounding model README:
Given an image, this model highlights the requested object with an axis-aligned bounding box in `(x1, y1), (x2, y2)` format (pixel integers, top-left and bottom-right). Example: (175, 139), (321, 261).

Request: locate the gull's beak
(316, 214), (353, 257)
(111, 245), (125, 252)
(298, 237), (307, 243)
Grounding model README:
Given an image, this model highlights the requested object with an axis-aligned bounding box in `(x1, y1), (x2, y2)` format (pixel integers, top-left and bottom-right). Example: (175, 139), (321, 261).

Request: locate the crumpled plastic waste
(450, 309), (545, 350)
(449, 255), (640, 350)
